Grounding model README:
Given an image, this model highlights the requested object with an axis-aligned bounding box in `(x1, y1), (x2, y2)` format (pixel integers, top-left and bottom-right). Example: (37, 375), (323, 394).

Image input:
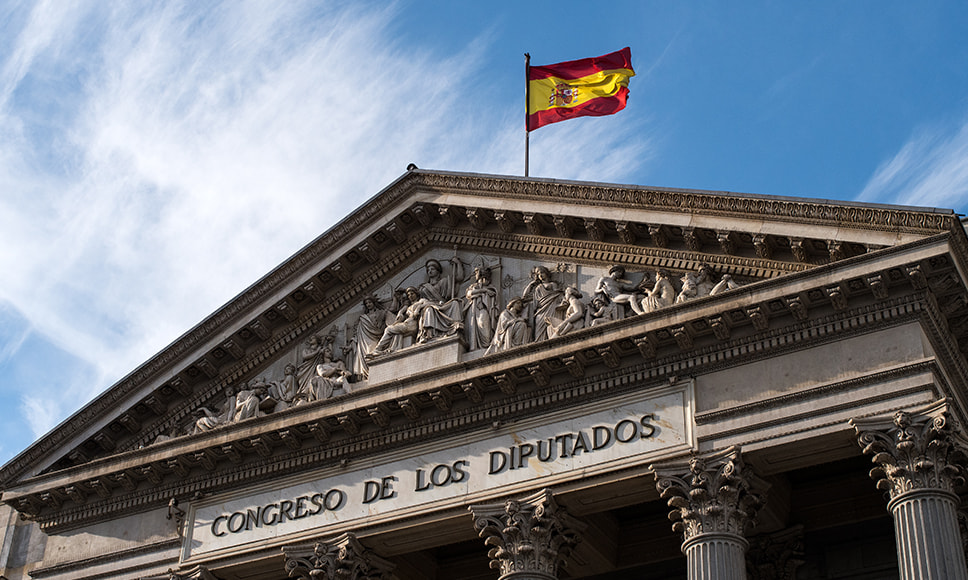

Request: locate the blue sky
(1, 1), (967, 468)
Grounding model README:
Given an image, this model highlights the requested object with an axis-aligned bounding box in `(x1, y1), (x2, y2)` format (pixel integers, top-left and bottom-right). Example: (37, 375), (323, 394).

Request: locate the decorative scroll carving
(790, 238), (809, 263)
(682, 227), (702, 252)
(615, 221), (636, 245)
(283, 533), (397, 580)
(652, 447), (762, 542)
(648, 224), (669, 248)
(851, 400), (966, 499)
(470, 488), (583, 580)
(753, 234), (772, 260)
(718, 230), (737, 255)
(162, 565), (218, 580)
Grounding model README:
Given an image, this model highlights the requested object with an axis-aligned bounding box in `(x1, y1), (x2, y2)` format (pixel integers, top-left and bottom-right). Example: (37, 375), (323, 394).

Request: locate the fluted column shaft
(890, 489), (966, 580)
(851, 400), (968, 580)
(682, 532), (749, 580)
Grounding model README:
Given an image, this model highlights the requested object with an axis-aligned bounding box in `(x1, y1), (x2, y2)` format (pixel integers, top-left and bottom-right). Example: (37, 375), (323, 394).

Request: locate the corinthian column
(851, 399), (968, 580)
(469, 488), (584, 580)
(651, 447), (761, 580)
(281, 532), (397, 580)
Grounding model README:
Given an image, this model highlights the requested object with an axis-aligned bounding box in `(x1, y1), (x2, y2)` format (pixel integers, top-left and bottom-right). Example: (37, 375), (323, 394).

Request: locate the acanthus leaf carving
(470, 489), (584, 580)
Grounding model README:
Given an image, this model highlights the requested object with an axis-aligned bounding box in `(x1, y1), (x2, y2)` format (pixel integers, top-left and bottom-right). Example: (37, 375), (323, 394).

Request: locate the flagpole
(525, 52), (531, 177)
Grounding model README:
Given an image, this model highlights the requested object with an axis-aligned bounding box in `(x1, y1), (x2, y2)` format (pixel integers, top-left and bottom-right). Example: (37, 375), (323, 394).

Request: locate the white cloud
(0, 0), (654, 444)
(857, 118), (968, 211)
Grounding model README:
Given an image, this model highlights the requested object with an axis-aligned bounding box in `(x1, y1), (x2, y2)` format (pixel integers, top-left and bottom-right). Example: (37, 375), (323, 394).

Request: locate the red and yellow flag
(527, 47), (635, 131)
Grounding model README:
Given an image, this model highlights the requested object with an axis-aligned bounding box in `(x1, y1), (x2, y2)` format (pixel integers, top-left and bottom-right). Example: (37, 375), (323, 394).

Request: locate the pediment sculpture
(159, 259), (742, 444)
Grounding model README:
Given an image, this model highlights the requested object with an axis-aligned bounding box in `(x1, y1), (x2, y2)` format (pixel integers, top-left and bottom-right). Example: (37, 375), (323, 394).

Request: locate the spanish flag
(527, 47), (635, 131)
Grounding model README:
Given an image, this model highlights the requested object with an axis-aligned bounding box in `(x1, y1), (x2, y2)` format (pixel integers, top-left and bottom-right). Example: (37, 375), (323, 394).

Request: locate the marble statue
(522, 266), (564, 342)
(640, 269), (676, 313)
(485, 298), (530, 355)
(547, 286), (585, 339)
(463, 266), (499, 351)
(596, 265), (645, 315)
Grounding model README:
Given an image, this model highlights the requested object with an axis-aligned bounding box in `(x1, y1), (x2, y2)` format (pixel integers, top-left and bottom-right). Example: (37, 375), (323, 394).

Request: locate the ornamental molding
(652, 446), (763, 542)
(417, 172), (960, 235)
(469, 488), (584, 579)
(851, 399), (967, 501)
(27, 537), (181, 579)
(282, 533), (397, 580)
(11, 274), (949, 531)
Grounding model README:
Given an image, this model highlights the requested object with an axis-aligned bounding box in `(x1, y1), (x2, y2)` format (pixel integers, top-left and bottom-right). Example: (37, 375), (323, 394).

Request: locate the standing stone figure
(522, 266), (563, 341)
(463, 266), (499, 351)
(352, 296), (391, 379)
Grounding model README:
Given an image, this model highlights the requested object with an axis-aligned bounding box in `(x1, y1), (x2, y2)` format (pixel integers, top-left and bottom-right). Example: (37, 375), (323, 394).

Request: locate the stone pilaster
(652, 446), (761, 580)
(282, 532), (397, 580)
(469, 488), (583, 580)
(851, 399), (968, 580)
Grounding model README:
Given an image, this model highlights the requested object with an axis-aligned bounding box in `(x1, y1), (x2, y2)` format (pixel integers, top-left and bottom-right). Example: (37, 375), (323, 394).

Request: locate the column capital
(652, 446), (762, 543)
(469, 488), (584, 580)
(282, 532), (397, 580)
(851, 399), (966, 500)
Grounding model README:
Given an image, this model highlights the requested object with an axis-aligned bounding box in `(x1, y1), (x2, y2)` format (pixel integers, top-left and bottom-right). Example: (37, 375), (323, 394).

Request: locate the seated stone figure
(547, 286), (585, 338)
(372, 287), (424, 354)
(596, 265), (645, 315)
(485, 298), (530, 355)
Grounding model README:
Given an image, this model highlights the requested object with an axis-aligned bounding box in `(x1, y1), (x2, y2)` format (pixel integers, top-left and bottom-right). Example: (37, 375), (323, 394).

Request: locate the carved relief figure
(463, 266), (499, 351)
(233, 381), (268, 422)
(587, 296), (619, 327)
(640, 269), (676, 313)
(372, 287), (423, 354)
(675, 264), (739, 303)
(485, 298), (530, 355)
(419, 258), (464, 302)
(522, 266), (563, 341)
(352, 296), (391, 379)
(192, 389), (235, 434)
(296, 335), (327, 394)
(596, 265), (645, 315)
(308, 346), (351, 400)
(268, 363), (299, 411)
(412, 258), (464, 344)
(547, 286), (585, 339)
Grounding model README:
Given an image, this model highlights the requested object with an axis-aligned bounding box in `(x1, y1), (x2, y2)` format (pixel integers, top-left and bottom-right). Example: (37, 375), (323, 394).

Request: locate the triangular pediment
(2, 169), (965, 531)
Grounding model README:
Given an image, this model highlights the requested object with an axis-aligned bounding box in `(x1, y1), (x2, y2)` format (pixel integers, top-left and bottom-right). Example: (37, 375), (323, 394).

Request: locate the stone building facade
(2, 169), (968, 579)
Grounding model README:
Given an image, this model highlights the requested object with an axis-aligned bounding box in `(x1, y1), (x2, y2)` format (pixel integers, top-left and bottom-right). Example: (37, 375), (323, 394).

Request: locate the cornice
(417, 171), (959, 235)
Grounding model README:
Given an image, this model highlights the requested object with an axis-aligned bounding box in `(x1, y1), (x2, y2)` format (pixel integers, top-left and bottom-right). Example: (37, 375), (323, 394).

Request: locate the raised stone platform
(366, 334), (466, 384)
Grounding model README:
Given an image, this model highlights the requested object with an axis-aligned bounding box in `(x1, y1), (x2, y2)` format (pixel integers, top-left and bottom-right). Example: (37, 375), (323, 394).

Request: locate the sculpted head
(425, 259), (442, 277)
(475, 266), (492, 282)
(534, 265), (551, 282)
(405, 286), (420, 302)
(608, 265), (626, 278)
(507, 297), (525, 314)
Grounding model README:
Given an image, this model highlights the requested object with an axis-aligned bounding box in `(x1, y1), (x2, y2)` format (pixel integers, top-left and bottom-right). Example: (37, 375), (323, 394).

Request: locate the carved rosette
(653, 447), (761, 543)
(851, 401), (966, 501)
(469, 488), (583, 580)
(282, 533), (397, 580)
